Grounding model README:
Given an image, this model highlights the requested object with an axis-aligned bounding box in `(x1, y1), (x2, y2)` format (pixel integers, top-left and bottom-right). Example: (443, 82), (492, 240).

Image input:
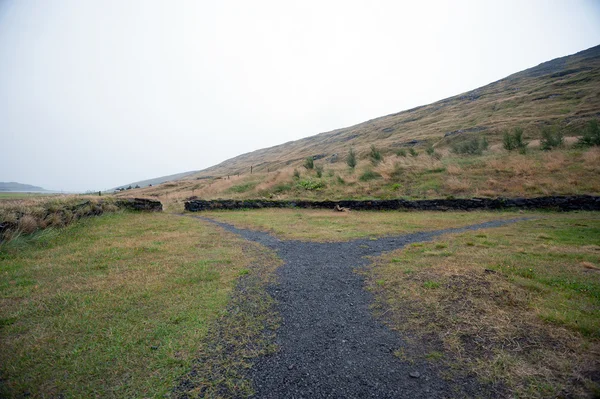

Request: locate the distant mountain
(112, 170), (199, 191)
(0, 182), (50, 192)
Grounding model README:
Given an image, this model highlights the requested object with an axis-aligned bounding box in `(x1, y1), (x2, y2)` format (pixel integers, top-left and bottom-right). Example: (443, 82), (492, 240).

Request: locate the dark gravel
(198, 216), (527, 398)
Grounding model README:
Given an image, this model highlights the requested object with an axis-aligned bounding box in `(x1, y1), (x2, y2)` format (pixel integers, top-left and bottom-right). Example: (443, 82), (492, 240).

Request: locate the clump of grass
(315, 164), (323, 178)
(396, 148), (407, 157)
(359, 170), (382, 182)
(409, 148), (419, 157)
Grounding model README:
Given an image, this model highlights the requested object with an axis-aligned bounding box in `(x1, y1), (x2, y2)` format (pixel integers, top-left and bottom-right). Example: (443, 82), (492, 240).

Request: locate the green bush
(426, 145), (435, 156)
(304, 157), (314, 169)
(396, 149), (407, 157)
(347, 148), (357, 169)
(502, 128), (528, 153)
(577, 119), (600, 147)
(369, 145), (383, 165)
(540, 126), (564, 151)
(359, 170), (382, 182)
(409, 148), (419, 157)
(296, 179), (325, 190)
(451, 137), (488, 155)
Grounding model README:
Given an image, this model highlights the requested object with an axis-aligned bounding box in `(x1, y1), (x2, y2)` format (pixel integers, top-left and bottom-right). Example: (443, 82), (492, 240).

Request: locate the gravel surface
(198, 216), (527, 398)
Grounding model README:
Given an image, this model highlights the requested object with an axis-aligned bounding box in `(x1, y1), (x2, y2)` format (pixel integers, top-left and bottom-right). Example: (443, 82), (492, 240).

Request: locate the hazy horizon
(1, 1), (599, 192)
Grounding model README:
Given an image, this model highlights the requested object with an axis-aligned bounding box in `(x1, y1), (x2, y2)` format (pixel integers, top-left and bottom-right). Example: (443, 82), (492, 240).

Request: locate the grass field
(0, 212), (275, 398)
(0, 192), (58, 200)
(365, 212), (600, 397)
(201, 208), (520, 242)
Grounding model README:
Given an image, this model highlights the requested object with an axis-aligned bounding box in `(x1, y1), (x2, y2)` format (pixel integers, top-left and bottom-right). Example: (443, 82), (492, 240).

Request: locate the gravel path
(198, 216), (527, 398)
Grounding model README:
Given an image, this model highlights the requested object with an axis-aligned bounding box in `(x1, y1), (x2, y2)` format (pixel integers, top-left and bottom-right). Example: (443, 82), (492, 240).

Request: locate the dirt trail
(198, 216), (527, 398)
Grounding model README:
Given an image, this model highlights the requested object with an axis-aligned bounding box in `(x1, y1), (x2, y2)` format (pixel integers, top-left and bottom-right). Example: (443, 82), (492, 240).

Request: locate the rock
(409, 371), (421, 378)
(288, 364), (295, 370)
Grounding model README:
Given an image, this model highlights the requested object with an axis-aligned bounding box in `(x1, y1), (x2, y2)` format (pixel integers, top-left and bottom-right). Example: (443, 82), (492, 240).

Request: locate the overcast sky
(1, 1), (599, 192)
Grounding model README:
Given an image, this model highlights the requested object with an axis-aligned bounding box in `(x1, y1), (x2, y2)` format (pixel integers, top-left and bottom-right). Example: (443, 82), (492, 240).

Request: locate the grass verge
(365, 212), (600, 397)
(0, 212), (274, 398)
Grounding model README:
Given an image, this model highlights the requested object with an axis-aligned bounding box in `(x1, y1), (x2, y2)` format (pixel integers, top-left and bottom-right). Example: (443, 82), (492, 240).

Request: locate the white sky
(1, 0), (599, 192)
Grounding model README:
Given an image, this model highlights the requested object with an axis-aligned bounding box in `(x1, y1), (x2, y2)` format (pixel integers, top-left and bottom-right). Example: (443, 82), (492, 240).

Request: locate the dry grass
(365, 213), (600, 397)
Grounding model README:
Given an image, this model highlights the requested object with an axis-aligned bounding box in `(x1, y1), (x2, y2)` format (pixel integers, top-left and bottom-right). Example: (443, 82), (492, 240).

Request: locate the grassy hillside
(0, 182), (49, 192)
(118, 45), (600, 207)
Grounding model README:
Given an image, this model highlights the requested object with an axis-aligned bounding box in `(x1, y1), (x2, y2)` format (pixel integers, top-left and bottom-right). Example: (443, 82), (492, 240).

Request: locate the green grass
(366, 212), (600, 398)
(0, 212), (263, 398)
(201, 208), (521, 242)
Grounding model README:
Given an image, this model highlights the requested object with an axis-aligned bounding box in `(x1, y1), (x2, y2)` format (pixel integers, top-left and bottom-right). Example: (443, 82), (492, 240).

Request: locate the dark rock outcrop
(185, 195), (600, 213)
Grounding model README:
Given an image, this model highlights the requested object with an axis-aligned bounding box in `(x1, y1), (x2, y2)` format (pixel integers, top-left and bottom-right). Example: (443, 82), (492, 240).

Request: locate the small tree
(304, 157), (314, 169)
(369, 145), (383, 165)
(347, 148), (357, 169)
(577, 119), (600, 147)
(540, 126), (564, 151)
(503, 127), (528, 153)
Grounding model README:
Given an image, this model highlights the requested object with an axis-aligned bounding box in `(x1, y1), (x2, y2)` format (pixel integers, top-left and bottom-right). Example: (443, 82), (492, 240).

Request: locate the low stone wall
(185, 195), (600, 212)
(116, 198), (163, 212)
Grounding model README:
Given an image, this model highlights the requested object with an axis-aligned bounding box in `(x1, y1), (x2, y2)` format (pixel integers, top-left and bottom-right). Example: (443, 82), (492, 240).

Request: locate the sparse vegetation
(396, 149), (407, 157)
(315, 164), (323, 178)
(296, 179), (325, 191)
(409, 148), (418, 157)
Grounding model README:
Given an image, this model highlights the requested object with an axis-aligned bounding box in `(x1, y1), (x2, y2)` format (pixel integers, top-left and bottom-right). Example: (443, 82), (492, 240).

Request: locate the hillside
(119, 45), (600, 207)
(0, 182), (49, 192)
(113, 170), (199, 191)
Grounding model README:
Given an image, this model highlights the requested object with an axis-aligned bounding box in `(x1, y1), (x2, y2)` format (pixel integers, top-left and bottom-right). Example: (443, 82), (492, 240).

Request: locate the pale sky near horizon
(1, 1), (599, 192)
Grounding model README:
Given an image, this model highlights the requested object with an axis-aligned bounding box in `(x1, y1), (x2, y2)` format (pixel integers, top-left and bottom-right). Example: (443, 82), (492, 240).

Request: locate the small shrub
(396, 149), (407, 157)
(327, 169), (335, 177)
(426, 145), (435, 156)
(577, 119), (600, 147)
(451, 137), (488, 155)
(346, 148), (357, 169)
(503, 127), (528, 152)
(293, 169), (300, 179)
(296, 179), (325, 190)
(369, 145), (383, 165)
(315, 165), (323, 178)
(409, 148), (419, 157)
(336, 175), (346, 185)
(390, 163), (404, 180)
(272, 183), (292, 193)
(389, 183), (401, 191)
(304, 157), (314, 170)
(359, 170), (382, 182)
(540, 126), (564, 151)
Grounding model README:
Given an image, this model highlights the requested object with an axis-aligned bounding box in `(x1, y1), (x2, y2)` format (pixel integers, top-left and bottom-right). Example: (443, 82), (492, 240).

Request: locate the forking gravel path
(198, 216), (528, 398)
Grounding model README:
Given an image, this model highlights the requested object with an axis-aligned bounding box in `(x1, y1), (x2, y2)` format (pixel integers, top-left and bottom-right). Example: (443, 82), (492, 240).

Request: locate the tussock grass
(0, 212), (271, 398)
(365, 212), (600, 398)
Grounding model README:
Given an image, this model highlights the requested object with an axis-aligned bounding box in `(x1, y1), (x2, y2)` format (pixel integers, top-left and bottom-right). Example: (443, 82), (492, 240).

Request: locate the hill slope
(120, 45), (600, 206)
(0, 182), (49, 192)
